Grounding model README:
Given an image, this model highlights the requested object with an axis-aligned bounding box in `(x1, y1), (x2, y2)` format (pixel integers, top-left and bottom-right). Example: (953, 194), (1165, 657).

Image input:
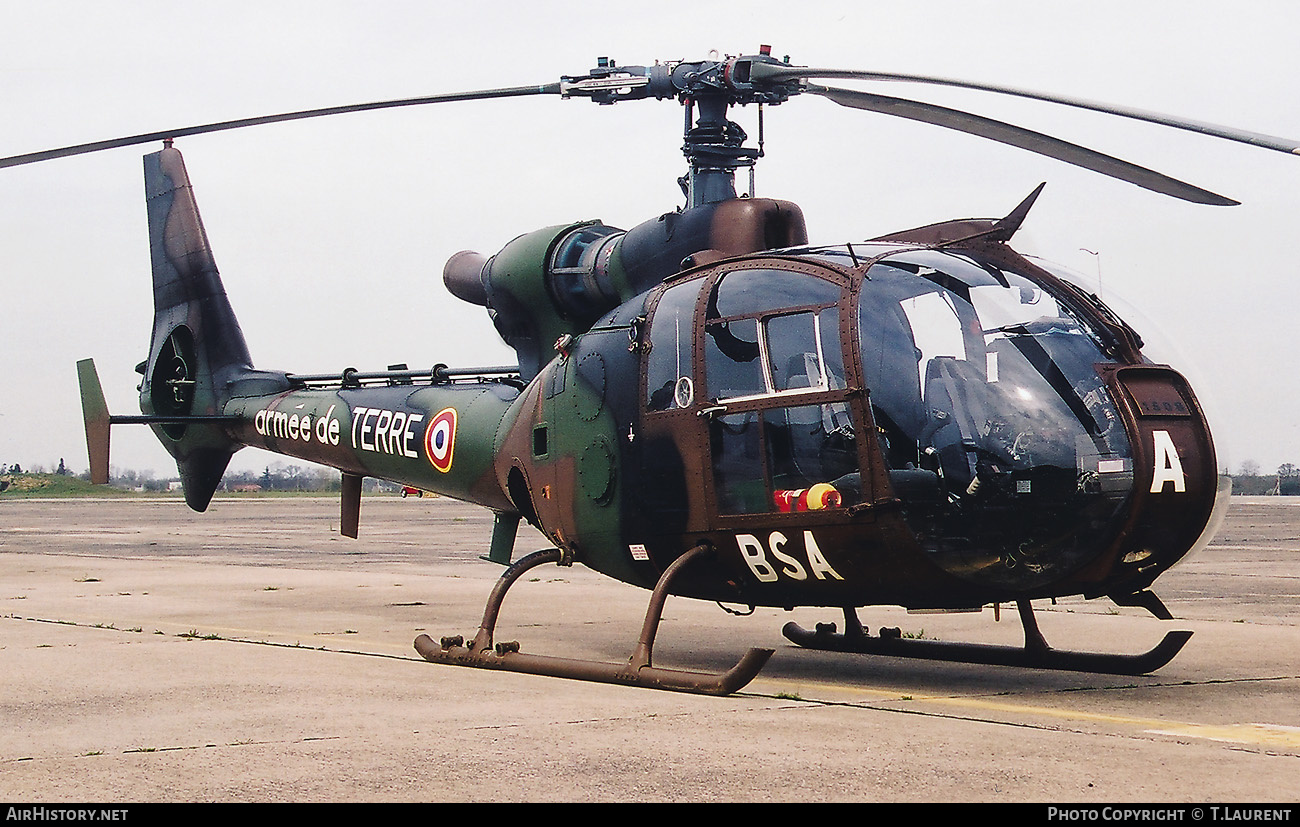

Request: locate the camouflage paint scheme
(128, 145), (1220, 618)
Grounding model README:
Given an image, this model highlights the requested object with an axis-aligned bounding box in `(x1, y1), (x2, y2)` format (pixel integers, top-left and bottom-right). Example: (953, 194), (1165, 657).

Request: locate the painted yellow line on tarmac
(923, 697), (1300, 747)
(1147, 723), (1300, 749)
(757, 679), (1300, 749)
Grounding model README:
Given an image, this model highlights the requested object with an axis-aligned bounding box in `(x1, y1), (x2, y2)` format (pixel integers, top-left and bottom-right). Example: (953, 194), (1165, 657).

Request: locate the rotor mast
(560, 48), (798, 209)
(680, 93), (758, 206)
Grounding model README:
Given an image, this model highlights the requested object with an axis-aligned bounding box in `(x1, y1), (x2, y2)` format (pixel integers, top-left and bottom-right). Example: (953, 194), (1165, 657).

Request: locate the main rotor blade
(0, 83), (562, 169)
(808, 84), (1238, 206)
(752, 64), (1300, 157)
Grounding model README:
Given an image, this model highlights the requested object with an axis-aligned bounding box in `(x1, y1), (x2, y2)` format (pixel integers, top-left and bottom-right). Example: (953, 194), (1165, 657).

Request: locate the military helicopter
(6, 48), (1298, 695)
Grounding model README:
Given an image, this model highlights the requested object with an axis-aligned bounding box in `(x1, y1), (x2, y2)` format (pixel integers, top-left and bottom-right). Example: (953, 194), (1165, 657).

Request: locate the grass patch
(0, 474), (133, 498)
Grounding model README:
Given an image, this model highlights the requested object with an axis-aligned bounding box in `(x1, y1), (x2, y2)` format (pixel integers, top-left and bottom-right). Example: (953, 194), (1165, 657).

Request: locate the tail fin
(139, 146), (253, 511)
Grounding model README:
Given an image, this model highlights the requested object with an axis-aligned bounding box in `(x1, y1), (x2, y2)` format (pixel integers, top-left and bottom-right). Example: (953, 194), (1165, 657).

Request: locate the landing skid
(782, 600), (1192, 675)
(415, 545), (774, 695)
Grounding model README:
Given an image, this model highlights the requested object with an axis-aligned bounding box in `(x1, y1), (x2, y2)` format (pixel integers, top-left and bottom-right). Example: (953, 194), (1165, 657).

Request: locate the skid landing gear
(415, 545), (774, 695)
(782, 600), (1192, 675)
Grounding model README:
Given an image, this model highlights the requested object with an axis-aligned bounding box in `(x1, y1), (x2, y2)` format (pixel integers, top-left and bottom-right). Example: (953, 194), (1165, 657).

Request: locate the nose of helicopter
(879, 360), (1221, 601)
(853, 250), (1221, 600)
(1076, 364), (1223, 595)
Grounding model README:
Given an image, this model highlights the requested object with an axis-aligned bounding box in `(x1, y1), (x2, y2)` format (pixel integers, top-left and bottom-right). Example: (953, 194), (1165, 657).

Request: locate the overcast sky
(2, 0), (1299, 478)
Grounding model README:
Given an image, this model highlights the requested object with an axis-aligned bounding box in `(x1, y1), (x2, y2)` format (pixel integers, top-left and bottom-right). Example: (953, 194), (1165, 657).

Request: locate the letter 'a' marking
(1150, 430), (1186, 493)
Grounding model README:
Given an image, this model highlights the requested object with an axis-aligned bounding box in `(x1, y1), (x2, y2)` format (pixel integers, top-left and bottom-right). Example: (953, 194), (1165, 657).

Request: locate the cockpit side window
(705, 317), (765, 400)
(766, 309), (847, 394)
(699, 267), (861, 516)
(704, 269), (843, 403)
(645, 278), (704, 411)
(708, 267), (840, 318)
(709, 399), (862, 515)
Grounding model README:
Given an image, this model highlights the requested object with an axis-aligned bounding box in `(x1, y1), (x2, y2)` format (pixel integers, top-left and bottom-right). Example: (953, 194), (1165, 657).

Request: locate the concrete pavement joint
(9, 615), (1300, 756)
(2, 737), (345, 767)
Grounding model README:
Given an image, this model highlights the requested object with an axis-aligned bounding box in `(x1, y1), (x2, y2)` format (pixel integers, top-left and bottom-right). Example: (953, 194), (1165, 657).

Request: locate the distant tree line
(1, 459), (344, 493)
(228, 463), (343, 492)
(2, 457), (74, 476)
(1229, 461), (1300, 495)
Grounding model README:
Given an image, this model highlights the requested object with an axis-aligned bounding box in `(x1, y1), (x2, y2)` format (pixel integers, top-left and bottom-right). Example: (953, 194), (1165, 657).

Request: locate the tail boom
(224, 378), (521, 512)
(97, 144), (523, 525)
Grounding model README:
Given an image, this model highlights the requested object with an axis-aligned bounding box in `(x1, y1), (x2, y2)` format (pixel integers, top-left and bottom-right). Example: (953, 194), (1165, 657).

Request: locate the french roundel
(425, 408), (457, 473)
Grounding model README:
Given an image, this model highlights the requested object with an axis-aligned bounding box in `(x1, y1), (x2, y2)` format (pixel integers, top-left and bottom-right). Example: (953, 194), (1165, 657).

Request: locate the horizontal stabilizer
(76, 359), (111, 484)
(76, 357), (242, 489)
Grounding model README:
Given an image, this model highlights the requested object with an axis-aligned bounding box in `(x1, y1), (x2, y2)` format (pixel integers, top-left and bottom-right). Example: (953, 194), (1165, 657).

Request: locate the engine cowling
(443, 197), (808, 379)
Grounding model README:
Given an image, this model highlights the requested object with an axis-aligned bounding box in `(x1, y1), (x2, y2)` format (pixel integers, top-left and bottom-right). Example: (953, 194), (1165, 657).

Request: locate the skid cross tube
(782, 600), (1191, 675)
(414, 545), (774, 695)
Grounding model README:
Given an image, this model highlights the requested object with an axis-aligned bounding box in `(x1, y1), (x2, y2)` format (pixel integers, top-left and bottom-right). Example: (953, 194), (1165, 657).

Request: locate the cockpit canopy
(641, 245), (1138, 591)
(859, 249), (1131, 489)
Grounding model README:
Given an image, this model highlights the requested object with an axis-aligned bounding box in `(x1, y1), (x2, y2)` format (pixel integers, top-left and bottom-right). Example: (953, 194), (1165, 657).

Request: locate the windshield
(860, 249), (1134, 590)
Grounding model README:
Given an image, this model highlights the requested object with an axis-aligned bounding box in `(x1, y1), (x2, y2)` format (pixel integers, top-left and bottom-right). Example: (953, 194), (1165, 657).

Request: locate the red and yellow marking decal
(424, 407), (457, 473)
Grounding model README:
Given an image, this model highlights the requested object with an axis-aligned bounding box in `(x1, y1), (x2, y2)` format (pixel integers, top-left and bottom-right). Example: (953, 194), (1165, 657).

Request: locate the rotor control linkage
(415, 545), (774, 695)
(782, 600), (1192, 675)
